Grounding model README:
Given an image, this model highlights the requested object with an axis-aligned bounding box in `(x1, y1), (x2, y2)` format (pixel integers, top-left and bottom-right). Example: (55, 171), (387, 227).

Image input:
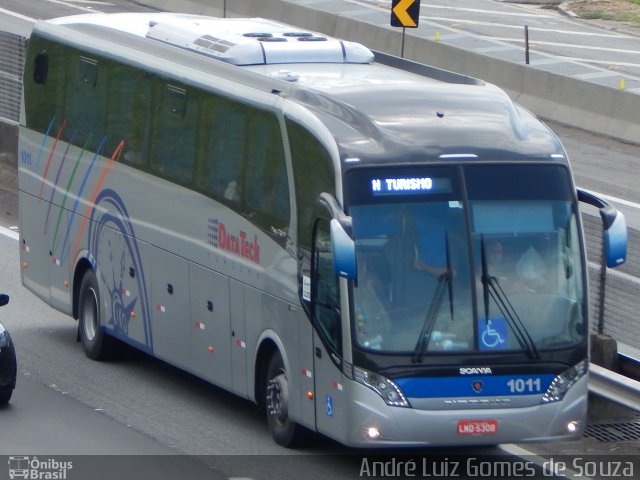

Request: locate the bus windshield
(348, 164), (585, 356)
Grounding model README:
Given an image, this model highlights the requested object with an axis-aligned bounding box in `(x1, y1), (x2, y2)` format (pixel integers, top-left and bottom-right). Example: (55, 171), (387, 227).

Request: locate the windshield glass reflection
(351, 200), (474, 352)
(348, 165), (585, 356)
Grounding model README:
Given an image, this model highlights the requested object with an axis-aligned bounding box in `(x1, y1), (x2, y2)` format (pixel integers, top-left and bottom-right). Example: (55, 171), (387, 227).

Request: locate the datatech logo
(207, 218), (261, 264)
(8, 456), (73, 479)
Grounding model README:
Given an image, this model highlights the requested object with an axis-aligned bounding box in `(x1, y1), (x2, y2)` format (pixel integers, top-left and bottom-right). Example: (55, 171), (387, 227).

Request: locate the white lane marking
(560, 57), (640, 70)
(369, 0), (553, 18)
(496, 37), (640, 56)
(0, 226), (19, 240)
(41, 0), (102, 13)
(353, 0), (640, 75)
(65, 0), (114, 4)
(582, 189), (640, 210)
(348, 0), (640, 77)
(420, 16), (631, 39)
(0, 7), (36, 22)
(574, 71), (620, 80)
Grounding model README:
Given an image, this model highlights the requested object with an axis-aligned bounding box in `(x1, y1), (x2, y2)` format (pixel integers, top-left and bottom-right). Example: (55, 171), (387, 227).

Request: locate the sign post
(391, 0), (421, 57)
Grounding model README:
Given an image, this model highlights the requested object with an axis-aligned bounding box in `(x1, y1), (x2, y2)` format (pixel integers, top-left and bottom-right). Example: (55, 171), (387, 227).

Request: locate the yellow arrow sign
(392, 0), (418, 28)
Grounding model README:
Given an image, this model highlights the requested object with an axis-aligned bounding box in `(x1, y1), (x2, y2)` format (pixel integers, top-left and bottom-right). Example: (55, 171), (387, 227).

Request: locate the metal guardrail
(0, 31), (26, 123)
(589, 362), (640, 413)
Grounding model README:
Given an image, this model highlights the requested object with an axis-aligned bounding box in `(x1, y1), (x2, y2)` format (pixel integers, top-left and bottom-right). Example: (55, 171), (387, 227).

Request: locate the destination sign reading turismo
(370, 176), (452, 196)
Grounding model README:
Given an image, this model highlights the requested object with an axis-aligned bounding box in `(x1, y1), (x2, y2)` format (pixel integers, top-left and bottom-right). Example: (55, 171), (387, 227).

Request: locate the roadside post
(391, 0), (421, 58)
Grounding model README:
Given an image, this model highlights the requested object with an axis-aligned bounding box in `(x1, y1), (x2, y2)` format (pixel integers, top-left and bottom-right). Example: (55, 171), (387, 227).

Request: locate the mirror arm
(577, 189), (618, 230)
(317, 193), (352, 236)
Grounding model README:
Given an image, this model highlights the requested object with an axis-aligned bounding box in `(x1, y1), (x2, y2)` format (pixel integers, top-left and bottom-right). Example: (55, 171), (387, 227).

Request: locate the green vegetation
(576, 1), (640, 26)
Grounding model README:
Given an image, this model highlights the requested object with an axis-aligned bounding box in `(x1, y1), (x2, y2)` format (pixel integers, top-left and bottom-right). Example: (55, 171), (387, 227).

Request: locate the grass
(581, 11), (640, 24)
(575, 1), (640, 26)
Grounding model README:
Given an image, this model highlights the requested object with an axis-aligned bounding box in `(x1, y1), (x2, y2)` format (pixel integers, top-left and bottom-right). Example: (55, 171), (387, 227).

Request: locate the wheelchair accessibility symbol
(479, 318), (508, 350)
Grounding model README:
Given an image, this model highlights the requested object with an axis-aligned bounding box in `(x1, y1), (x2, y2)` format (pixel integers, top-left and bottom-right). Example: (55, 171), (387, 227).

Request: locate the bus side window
(106, 65), (150, 163)
(24, 36), (66, 135)
(149, 83), (197, 185)
(203, 97), (245, 203)
(286, 119), (335, 251)
(64, 55), (106, 151)
(244, 109), (289, 231)
(312, 219), (342, 356)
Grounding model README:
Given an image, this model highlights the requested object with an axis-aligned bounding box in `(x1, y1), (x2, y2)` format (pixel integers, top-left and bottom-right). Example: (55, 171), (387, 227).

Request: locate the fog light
(567, 421), (579, 433)
(363, 427), (381, 440)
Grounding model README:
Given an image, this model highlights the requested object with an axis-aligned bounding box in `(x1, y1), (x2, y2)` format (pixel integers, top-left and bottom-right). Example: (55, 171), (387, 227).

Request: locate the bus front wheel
(78, 270), (114, 360)
(265, 352), (305, 447)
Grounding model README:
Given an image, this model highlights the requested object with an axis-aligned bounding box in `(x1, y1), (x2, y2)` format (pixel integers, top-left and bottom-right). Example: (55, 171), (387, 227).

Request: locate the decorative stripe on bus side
(59, 136), (106, 265)
(51, 134), (93, 256)
(38, 119), (67, 200)
(33, 116), (56, 174)
(44, 129), (76, 235)
(70, 140), (125, 266)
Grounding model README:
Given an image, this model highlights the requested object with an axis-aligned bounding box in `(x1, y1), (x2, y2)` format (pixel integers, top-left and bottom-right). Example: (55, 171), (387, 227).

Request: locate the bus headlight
(542, 360), (588, 403)
(352, 366), (410, 408)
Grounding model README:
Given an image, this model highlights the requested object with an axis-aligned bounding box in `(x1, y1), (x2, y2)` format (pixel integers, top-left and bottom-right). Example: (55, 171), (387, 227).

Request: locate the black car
(0, 294), (16, 404)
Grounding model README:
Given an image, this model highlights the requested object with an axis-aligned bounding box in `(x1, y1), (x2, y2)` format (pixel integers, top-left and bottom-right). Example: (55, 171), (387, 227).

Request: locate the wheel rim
(82, 287), (98, 342)
(267, 372), (289, 426)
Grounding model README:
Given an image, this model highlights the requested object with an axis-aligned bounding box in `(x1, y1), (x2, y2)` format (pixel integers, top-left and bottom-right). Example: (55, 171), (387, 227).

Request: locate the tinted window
(149, 84), (197, 185)
(287, 119), (335, 249)
(200, 98), (290, 234)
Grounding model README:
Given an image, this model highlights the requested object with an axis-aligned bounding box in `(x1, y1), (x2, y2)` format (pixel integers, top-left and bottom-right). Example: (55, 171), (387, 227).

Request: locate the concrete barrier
(136, 0), (640, 145)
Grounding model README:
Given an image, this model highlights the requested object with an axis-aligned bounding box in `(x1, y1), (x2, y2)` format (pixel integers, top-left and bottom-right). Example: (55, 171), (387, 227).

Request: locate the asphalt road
(345, 0), (640, 91)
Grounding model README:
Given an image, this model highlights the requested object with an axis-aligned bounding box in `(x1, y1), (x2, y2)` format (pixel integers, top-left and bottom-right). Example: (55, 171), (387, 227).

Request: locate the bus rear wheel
(78, 270), (115, 360)
(265, 352), (305, 447)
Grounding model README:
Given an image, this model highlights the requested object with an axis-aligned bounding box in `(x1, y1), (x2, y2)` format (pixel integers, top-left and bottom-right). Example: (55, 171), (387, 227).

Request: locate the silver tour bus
(18, 12), (627, 447)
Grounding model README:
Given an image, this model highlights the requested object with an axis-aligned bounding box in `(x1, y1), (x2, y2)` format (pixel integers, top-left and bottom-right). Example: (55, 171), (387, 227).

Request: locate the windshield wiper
(480, 236), (540, 360)
(412, 231), (453, 363)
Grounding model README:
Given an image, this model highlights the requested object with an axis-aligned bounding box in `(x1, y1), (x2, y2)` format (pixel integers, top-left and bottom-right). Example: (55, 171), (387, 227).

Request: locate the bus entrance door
(313, 333), (347, 443)
(311, 218), (347, 443)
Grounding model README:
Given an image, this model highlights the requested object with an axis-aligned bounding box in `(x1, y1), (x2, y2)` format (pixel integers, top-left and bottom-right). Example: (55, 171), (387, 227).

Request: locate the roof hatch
(145, 17), (374, 66)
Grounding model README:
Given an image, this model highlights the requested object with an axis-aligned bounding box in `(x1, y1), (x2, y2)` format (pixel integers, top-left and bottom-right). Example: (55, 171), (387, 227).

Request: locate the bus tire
(78, 270), (114, 361)
(265, 352), (305, 447)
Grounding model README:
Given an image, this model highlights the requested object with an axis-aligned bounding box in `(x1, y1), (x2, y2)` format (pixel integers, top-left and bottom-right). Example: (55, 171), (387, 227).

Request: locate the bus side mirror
(577, 189), (627, 268)
(601, 205), (627, 267)
(330, 219), (356, 279)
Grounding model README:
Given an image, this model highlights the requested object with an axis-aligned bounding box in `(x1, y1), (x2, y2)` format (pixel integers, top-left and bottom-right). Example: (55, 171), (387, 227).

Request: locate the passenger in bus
(485, 239), (508, 281)
(411, 209), (457, 279)
(516, 245), (547, 291)
(482, 239), (546, 294)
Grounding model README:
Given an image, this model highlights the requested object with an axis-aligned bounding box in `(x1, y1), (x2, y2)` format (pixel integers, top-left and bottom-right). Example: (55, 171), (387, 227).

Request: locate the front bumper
(343, 376), (587, 448)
